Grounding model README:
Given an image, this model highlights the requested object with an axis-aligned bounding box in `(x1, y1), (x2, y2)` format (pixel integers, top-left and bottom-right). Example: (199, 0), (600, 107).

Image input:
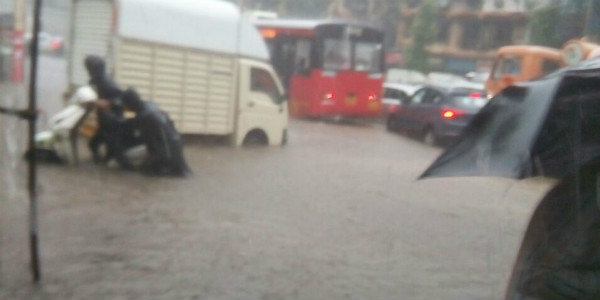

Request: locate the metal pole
(13, 0), (26, 83)
(27, 0), (42, 283)
(585, 0), (600, 42)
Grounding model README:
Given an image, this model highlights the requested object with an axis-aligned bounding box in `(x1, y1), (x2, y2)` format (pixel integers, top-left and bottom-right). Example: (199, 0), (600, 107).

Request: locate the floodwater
(1, 119), (552, 300)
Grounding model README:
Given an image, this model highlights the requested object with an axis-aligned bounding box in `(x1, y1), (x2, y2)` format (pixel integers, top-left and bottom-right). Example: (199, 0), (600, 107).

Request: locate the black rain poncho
(122, 89), (192, 177)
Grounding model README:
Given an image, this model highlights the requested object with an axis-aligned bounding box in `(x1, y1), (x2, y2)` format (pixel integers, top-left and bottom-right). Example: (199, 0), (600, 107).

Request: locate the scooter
(33, 85), (147, 166)
(33, 85), (97, 164)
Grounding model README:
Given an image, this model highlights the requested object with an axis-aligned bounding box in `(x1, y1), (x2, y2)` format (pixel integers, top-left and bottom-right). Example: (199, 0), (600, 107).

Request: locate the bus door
(289, 38), (316, 116)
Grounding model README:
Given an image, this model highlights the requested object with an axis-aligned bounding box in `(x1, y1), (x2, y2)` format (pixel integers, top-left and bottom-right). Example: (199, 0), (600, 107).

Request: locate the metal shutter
(69, 0), (112, 87)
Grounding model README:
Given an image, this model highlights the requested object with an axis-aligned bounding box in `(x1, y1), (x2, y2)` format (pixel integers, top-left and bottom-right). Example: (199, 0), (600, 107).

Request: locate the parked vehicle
(386, 85), (488, 146)
(34, 86), (97, 164)
(465, 70), (490, 84)
(485, 46), (562, 96)
(67, 0), (288, 146)
(427, 71), (483, 90)
(385, 68), (427, 85)
(382, 82), (420, 114)
(25, 32), (64, 55)
(254, 19), (384, 118)
(485, 39), (600, 96)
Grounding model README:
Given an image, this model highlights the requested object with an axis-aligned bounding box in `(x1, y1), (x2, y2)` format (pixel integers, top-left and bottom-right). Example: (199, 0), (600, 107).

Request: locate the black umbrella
(421, 59), (600, 180)
(0, 0), (43, 282)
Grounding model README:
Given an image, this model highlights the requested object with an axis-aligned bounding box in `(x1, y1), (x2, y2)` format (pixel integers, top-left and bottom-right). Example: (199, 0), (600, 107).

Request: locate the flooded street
(1, 0), (597, 298)
(2, 117), (551, 300)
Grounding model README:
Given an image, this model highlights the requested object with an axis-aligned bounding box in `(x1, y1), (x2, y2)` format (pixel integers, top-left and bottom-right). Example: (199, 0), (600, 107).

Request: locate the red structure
(255, 20), (385, 118)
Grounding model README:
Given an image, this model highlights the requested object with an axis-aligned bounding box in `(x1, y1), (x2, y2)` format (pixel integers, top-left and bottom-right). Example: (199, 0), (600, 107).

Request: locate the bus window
(295, 39), (311, 75)
(251, 68), (282, 104)
(273, 39), (296, 86)
(323, 38), (351, 71)
(354, 42), (382, 73)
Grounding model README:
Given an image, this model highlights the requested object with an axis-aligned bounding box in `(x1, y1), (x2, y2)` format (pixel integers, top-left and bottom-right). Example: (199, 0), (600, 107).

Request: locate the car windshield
(2, 1), (599, 300)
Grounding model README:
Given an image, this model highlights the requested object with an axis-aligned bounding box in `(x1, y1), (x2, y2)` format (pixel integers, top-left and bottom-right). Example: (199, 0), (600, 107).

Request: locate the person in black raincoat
(506, 162), (600, 300)
(417, 65), (600, 300)
(504, 88), (600, 300)
(84, 55), (135, 169)
(121, 88), (192, 177)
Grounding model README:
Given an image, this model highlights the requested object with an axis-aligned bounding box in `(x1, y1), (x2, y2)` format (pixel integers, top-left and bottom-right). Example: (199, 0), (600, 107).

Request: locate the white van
(67, 0), (288, 146)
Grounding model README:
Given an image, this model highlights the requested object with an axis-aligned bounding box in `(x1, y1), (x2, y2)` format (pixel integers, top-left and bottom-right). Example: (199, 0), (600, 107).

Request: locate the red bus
(254, 20), (384, 118)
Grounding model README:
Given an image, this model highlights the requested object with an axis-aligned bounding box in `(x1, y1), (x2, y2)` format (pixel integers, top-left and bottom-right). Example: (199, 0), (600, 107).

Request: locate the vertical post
(12, 0), (26, 82)
(585, 0), (600, 42)
(28, 0), (42, 283)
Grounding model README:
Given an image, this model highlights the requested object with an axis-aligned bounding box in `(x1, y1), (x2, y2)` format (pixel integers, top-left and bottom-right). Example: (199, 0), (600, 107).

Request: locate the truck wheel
(243, 130), (268, 146)
(281, 130), (288, 146)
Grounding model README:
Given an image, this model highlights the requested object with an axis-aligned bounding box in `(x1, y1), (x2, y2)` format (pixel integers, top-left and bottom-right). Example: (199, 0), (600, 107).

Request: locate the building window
(437, 19), (450, 44)
(493, 23), (514, 48)
(467, 0), (483, 10)
(494, 0), (504, 9)
(404, 18), (414, 39)
(407, 0), (420, 9)
(460, 21), (481, 50)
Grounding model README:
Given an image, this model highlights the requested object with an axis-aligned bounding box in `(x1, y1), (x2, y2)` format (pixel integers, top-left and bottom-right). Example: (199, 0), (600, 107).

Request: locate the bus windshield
(323, 39), (383, 72)
(355, 41), (382, 73)
(323, 38), (351, 71)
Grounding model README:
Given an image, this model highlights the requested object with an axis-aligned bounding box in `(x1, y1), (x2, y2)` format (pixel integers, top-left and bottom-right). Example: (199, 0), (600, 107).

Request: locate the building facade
(397, 0), (551, 73)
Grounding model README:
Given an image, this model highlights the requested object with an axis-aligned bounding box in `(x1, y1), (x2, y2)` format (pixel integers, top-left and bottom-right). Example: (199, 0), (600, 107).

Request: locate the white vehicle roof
(254, 19), (323, 29)
(118, 0), (269, 61)
(253, 19), (382, 31)
(385, 68), (427, 85)
(427, 72), (484, 90)
(383, 82), (422, 95)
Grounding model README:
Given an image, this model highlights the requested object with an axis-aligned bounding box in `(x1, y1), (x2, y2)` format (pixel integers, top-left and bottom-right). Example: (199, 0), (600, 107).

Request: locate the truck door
(237, 60), (288, 146)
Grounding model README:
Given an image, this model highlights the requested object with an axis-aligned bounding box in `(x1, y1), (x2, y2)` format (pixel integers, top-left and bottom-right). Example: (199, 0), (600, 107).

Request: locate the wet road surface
(1, 118), (553, 300)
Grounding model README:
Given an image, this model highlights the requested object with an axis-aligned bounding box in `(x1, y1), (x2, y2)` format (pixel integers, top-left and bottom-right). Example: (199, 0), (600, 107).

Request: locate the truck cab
(486, 46), (562, 96)
(67, 0), (288, 146)
(486, 40), (600, 96)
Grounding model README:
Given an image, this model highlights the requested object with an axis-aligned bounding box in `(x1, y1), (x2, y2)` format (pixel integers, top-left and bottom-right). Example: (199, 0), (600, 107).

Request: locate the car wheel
(386, 115), (398, 132)
(423, 127), (439, 146)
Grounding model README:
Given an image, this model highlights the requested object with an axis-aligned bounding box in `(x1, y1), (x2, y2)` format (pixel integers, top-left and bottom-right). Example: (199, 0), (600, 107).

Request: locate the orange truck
(485, 40), (600, 96)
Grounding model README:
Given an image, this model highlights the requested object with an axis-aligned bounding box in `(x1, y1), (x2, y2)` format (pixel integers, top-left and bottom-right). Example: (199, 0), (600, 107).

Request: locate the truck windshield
(493, 56), (522, 78)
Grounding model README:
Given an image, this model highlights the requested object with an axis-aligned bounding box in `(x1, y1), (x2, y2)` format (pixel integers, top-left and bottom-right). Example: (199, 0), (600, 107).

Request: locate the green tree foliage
(404, 0), (436, 73)
(585, 0), (600, 41)
(371, 0), (400, 19)
(529, 5), (562, 47)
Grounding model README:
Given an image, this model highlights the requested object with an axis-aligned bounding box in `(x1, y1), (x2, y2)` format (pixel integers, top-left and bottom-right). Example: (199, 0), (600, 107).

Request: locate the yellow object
(345, 95), (357, 106)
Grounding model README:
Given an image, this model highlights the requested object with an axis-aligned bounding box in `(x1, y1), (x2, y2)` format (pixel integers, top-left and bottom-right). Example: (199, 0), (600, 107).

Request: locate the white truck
(67, 0), (288, 146)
